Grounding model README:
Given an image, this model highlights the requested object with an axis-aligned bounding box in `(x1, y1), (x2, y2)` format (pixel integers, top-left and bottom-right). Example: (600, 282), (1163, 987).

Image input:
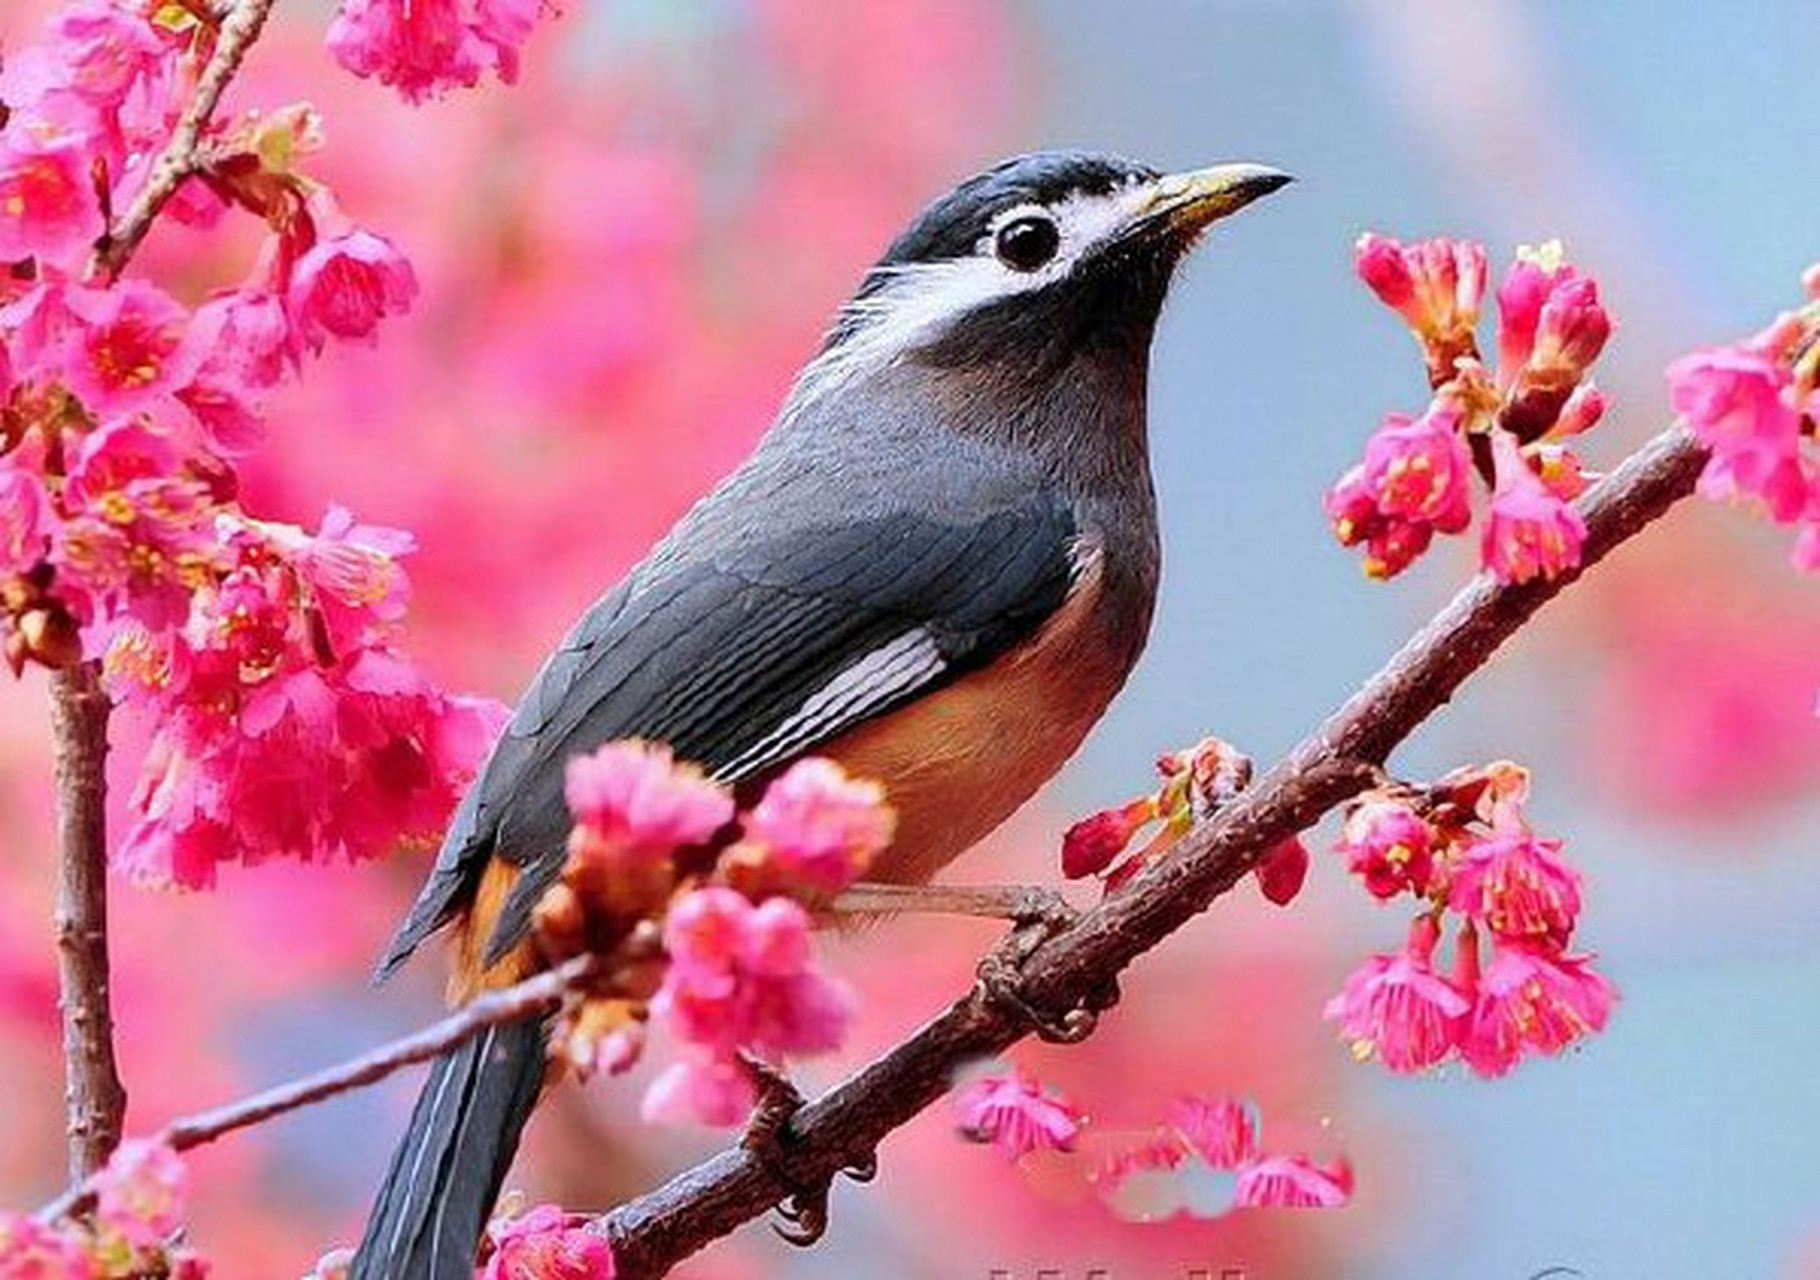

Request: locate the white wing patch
(712, 628), (947, 784)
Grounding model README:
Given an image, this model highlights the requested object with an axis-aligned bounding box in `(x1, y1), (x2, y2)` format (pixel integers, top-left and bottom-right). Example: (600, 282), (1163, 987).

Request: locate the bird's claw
(971, 921), (1115, 1045)
(735, 1053), (874, 1247)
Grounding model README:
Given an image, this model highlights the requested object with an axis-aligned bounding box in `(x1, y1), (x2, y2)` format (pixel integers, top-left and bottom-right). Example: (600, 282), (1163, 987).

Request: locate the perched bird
(351, 149), (1289, 1277)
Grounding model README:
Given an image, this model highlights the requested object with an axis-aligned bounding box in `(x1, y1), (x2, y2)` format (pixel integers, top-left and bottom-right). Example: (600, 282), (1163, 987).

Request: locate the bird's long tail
(350, 1018), (545, 1280)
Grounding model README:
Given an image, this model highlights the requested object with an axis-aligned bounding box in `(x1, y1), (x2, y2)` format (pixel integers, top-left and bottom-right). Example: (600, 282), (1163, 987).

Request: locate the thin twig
(48, 663), (126, 1181)
(592, 424), (1709, 1278)
(89, 0), (281, 283)
(37, 954), (601, 1224)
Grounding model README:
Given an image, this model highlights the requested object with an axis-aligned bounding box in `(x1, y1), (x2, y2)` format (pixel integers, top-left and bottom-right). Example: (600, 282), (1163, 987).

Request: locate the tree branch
(37, 955), (602, 1224)
(49, 663), (126, 1181)
(593, 423), (1709, 1278)
(89, 0), (281, 283)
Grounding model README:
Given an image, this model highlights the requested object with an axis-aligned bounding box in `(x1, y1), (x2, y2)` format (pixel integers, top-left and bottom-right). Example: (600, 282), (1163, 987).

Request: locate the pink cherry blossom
(93, 1138), (187, 1249)
(1552, 382), (1606, 438)
(563, 742), (734, 872)
(1170, 1095), (1258, 1169)
(1460, 941), (1616, 1078)
(46, 1), (172, 109)
(481, 1204), (615, 1280)
(57, 281), (202, 419)
(1448, 824), (1583, 948)
(0, 1213), (91, 1279)
(1323, 916), (1470, 1073)
(0, 466), (50, 577)
(327, 0), (547, 102)
(0, 133), (103, 268)
(188, 288), (294, 395)
(1480, 431), (1587, 585)
(1361, 400), (1474, 533)
(286, 230), (419, 350)
(953, 1070), (1083, 1159)
(1354, 234), (1487, 356)
(1233, 1154), (1353, 1209)
(728, 757), (893, 895)
(639, 1057), (757, 1128)
(668, 891), (851, 1054)
(1668, 344), (1812, 523)
(1335, 797), (1437, 900)
(1061, 797), (1154, 879)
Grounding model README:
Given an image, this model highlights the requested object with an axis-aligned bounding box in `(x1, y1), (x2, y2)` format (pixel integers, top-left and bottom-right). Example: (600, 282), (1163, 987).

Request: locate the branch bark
(49, 663), (126, 1181)
(593, 424), (1709, 1278)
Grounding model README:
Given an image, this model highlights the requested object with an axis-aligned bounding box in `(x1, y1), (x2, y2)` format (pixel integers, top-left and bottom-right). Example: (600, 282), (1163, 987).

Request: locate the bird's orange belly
(819, 558), (1132, 885)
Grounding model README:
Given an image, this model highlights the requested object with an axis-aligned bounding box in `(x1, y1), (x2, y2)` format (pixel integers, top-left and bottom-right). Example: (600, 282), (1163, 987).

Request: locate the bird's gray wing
(375, 492), (1078, 978)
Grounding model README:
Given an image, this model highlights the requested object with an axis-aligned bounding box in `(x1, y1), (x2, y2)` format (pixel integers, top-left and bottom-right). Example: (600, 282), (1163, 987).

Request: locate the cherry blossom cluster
(0, 1139), (206, 1278)
(1327, 236), (1613, 583)
(953, 1076), (1350, 1216)
(1667, 264), (1820, 575)
(0, 0), (504, 886)
(1324, 762), (1615, 1078)
(533, 742), (893, 1127)
(1061, 735), (1308, 906)
(327, 0), (552, 103)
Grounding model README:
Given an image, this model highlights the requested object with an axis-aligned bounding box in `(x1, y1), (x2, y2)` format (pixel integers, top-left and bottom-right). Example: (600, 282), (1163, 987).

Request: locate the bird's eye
(993, 215), (1060, 272)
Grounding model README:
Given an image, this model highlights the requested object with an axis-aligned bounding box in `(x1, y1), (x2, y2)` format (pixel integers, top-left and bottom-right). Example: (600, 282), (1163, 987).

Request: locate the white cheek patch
(783, 179), (1157, 417)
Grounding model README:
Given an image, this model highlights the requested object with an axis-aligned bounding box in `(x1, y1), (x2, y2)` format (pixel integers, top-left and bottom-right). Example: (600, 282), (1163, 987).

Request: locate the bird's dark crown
(877, 150), (1161, 267)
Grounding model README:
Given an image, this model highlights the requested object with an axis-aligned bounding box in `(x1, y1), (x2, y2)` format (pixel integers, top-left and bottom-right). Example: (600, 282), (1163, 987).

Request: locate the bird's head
(798, 150), (1291, 411)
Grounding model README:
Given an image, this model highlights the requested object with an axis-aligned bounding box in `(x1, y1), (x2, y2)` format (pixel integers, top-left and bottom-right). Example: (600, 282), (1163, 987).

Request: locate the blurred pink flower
(1232, 1155), (1352, 1209)
(286, 229), (418, 351)
(1170, 1095), (1257, 1170)
(93, 1137), (187, 1249)
(326, 0), (545, 103)
(562, 741), (734, 872)
(1669, 344), (1811, 524)
(638, 1057), (757, 1129)
(954, 1070), (1083, 1159)
(1323, 916), (1470, 1073)
(726, 757), (892, 896)
(0, 1213), (92, 1279)
(1480, 431), (1586, 585)
(0, 132), (102, 268)
(0, 466), (50, 577)
(46, 0), (171, 108)
(481, 1203), (614, 1280)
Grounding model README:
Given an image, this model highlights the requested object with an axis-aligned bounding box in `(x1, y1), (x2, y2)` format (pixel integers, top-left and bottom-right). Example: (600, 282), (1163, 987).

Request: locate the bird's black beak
(1136, 162), (1293, 240)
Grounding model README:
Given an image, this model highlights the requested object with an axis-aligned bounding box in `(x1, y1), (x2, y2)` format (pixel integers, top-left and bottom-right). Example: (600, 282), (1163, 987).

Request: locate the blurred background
(2, 1), (1818, 1276)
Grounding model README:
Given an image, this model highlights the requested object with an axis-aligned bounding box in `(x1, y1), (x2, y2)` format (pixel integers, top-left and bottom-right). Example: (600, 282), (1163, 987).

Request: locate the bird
(350, 148), (1290, 1278)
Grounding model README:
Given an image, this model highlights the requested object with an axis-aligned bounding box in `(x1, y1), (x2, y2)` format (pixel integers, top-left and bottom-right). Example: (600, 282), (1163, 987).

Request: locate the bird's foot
(969, 910), (1115, 1045)
(735, 1053), (874, 1247)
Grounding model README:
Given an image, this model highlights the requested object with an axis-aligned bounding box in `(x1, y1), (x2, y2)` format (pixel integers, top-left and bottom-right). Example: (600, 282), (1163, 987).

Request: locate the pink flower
(1459, 936), (1616, 1078)
(0, 466), (50, 577)
(46, 1), (171, 109)
(188, 288), (293, 393)
(93, 1138), (187, 1249)
(1552, 381), (1606, 439)
(563, 742), (734, 872)
(58, 281), (202, 419)
(1254, 836), (1309, 906)
(482, 1204), (615, 1280)
(1323, 916), (1470, 1072)
(327, 0), (544, 101)
(1668, 345), (1811, 523)
(1361, 401), (1474, 533)
(654, 889), (851, 1069)
(1324, 462), (1439, 581)
(1170, 1095), (1257, 1169)
(0, 133), (103, 267)
(1335, 798), (1437, 900)
(1529, 276), (1611, 384)
(1061, 797), (1154, 879)
(1354, 234), (1487, 349)
(1496, 245), (1576, 380)
(1480, 431), (1587, 584)
(0, 1213), (92, 1279)
(953, 1070), (1083, 1159)
(639, 1057), (757, 1128)
(728, 757), (893, 895)
(1448, 824), (1582, 947)
(286, 229), (418, 350)
(1233, 1154), (1353, 1209)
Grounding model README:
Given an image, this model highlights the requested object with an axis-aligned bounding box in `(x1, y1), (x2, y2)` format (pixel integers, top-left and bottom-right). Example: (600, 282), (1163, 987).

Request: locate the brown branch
(89, 0), (281, 283)
(37, 954), (602, 1224)
(48, 662), (126, 1181)
(593, 423), (1709, 1278)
